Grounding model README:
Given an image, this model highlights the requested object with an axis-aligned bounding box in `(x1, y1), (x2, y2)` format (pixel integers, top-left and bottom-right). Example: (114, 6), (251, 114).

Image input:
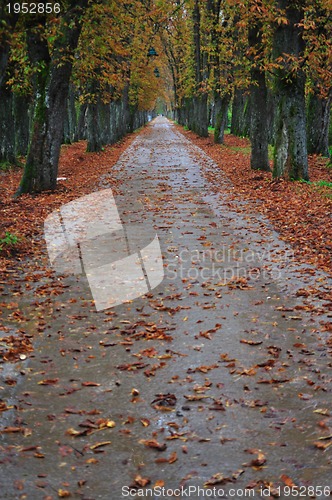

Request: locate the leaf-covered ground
(0, 133), (137, 362)
(1, 122), (331, 362)
(0, 119), (331, 498)
(0, 134), (136, 273)
(2, 126), (331, 279)
(177, 127), (332, 276)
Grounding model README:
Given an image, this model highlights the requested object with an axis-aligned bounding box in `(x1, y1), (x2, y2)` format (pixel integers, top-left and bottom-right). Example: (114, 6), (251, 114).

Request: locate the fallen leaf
(89, 441), (112, 450)
(132, 475), (151, 487)
(313, 408), (330, 416)
(314, 441), (332, 450)
(240, 339), (263, 346)
(139, 439), (167, 451)
(38, 379), (59, 385)
(58, 489), (71, 498)
(280, 474), (297, 487)
(154, 480), (165, 487)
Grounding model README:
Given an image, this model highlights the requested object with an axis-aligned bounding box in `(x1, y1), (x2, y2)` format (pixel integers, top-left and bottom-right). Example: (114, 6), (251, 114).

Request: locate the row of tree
(0, 0), (331, 194)
(162, 0), (332, 180)
(0, 0), (165, 194)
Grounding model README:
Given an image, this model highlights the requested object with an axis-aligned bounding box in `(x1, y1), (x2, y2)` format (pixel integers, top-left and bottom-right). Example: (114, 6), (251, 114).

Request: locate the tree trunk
(250, 72), (270, 171)
(87, 97), (111, 151)
(76, 103), (87, 140)
(214, 93), (231, 144)
(267, 89), (276, 145)
(192, 95), (208, 137)
(0, 87), (16, 165)
(307, 89), (331, 157)
(86, 79), (104, 152)
(272, 0), (308, 180)
(100, 101), (111, 145)
(191, 0), (208, 137)
(17, 1), (88, 195)
(63, 85), (77, 144)
(86, 99), (102, 152)
(231, 89), (250, 137)
(13, 93), (31, 157)
(248, 17), (270, 171)
(0, 7), (19, 165)
(0, 7), (19, 88)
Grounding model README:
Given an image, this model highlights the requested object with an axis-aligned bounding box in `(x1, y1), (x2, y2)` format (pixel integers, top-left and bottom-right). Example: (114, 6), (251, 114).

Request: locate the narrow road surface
(1, 118), (331, 499)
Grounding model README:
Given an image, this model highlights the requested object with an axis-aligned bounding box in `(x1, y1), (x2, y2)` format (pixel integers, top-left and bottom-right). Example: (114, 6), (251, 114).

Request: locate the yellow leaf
(90, 441), (112, 450)
(318, 434), (332, 441)
(66, 428), (81, 436)
(314, 409), (330, 416)
(58, 490), (71, 498)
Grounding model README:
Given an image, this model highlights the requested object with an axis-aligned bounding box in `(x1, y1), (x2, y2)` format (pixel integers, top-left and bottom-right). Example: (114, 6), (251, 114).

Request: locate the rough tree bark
(13, 93), (31, 157)
(206, 0), (229, 145)
(231, 89), (250, 137)
(273, 0), (308, 180)
(214, 93), (231, 144)
(0, 88), (16, 164)
(86, 79), (103, 153)
(191, 0), (208, 137)
(0, 5), (19, 164)
(17, 0), (88, 195)
(248, 18), (270, 171)
(0, 5), (19, 88)
(63, 85), (77, 145)
(307, 89), (331, 158)
(76, 103), (87, 141)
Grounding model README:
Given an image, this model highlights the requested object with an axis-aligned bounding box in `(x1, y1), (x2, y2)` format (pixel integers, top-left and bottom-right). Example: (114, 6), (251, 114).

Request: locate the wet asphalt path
(0, 117), (331, 499)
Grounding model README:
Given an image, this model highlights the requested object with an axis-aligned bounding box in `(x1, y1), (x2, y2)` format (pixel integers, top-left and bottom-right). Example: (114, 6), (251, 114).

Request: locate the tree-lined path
(1, 118), (331, 499)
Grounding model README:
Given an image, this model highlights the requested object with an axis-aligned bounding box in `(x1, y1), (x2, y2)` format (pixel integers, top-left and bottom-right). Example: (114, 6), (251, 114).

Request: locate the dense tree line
(0, 0), (331, 194)
(163, 0), (332, 180)
(0, 0), (164, 194)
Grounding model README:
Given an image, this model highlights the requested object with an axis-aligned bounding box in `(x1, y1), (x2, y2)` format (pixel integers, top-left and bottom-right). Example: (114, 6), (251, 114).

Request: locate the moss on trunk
(272, 0), (308, 181)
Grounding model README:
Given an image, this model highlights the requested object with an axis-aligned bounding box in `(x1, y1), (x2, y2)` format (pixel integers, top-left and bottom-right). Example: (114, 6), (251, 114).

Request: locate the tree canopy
(0, 0), (331, 192)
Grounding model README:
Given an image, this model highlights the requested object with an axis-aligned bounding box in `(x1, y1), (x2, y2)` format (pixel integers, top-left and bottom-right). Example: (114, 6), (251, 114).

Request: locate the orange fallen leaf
(38, 379), (59, 385)
(133, 475), (151, 487)
(139, 439), (167, 451)
(154, 480), (165, 488)
(1, 427), (23, 433)
(314, 441), (332, 450)
(280, 474), (297, 487)
(240, 339), (263, 346)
